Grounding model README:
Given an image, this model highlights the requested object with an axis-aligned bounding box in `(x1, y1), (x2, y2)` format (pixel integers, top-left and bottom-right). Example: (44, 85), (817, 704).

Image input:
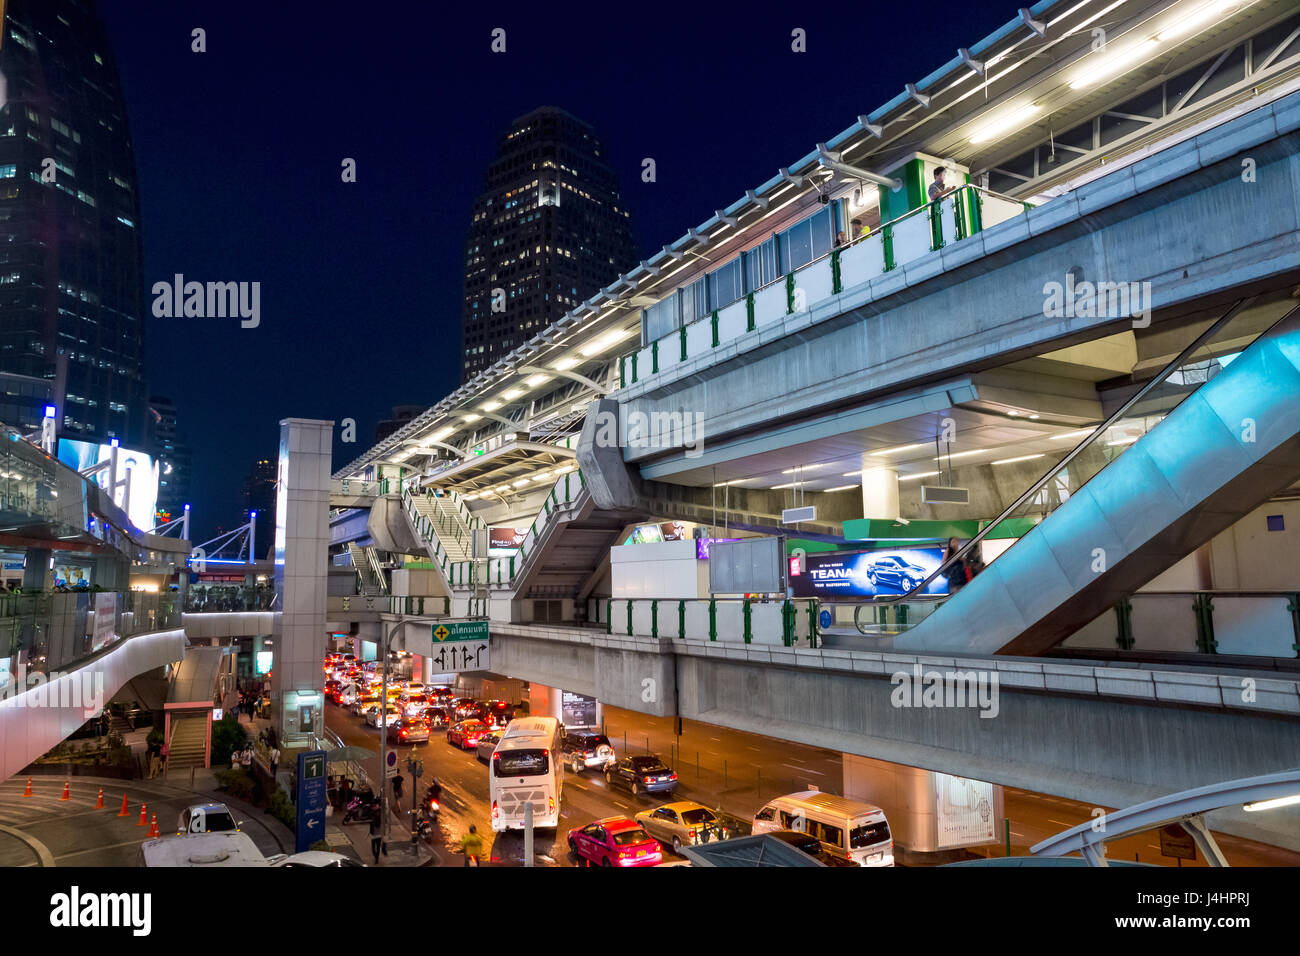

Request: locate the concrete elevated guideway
(481, 620), (1300, 853)
(613, 87), (1300, 483)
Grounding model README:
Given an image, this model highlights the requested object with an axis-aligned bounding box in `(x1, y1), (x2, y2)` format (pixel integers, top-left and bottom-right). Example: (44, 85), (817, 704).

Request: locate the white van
(140, 832), (272, 867)
(752, 791), (894, 866)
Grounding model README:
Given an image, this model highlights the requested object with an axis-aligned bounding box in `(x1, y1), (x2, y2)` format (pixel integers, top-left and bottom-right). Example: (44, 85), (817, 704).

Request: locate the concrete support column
(860, 459), (900, 521)
(271, 417), (333, 745)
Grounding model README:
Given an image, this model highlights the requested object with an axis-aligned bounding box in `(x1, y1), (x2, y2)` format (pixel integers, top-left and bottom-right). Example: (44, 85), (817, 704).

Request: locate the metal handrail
(853, 296), (1262, 631)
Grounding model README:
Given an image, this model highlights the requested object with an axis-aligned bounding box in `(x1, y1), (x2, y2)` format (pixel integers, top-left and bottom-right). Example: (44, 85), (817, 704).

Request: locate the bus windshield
(494, 749), (550, 777)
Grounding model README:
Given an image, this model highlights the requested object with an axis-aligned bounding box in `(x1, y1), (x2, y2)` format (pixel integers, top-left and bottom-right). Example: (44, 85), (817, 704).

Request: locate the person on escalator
(942, 537), (968, 594)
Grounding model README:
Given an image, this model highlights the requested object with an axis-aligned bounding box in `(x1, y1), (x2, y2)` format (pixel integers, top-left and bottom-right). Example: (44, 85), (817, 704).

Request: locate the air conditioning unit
(921, 485), (969, 504)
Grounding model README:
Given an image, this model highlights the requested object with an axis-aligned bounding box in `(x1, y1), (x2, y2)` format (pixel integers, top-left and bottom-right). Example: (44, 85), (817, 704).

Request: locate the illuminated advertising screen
(489, 527), (529, 554)
(790, 546), (949, 598)
(57, 439), (160, 532)
(935, 773), (996, 848)
(625, 521), (691, 545)
(695, 537), (741, 560)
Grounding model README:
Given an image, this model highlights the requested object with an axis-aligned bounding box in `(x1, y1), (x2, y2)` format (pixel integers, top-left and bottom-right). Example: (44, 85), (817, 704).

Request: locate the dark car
(561, 731), (616, 773)
(482, 699), (517, 727)
(606, 755), (678, 797)
(864, 555), (927, 592)
(768, 829), (861, 867)
(449, 698), (487, 722)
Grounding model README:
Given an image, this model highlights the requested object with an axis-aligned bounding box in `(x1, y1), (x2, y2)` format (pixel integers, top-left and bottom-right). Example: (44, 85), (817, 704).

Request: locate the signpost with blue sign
(295, 749), (328, 853)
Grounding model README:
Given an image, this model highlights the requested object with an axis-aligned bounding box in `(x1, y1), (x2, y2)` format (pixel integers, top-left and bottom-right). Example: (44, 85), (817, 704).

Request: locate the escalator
(888, 295), (1300, 656)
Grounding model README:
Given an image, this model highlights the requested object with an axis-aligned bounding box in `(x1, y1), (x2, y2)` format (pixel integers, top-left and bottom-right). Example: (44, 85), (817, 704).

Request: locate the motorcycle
(342, 795), (380, 825)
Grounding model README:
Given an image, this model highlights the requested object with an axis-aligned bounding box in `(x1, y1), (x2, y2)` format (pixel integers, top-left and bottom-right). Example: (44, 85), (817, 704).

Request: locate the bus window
(494, 748), (550, 777)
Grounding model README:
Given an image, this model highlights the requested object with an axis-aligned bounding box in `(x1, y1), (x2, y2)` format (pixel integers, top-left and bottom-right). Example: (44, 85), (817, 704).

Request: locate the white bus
(752, 791), (895, 866)
(489, 715), (562, 833)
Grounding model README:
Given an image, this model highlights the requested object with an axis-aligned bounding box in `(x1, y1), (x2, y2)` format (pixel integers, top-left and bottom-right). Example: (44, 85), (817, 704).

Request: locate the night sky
(97, 1), (1012, 540)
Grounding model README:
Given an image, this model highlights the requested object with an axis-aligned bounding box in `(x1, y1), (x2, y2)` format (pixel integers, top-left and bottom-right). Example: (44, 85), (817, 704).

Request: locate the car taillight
(669, 773), (678, 780)
(644, 776), (653, 784)
(548, 797), (555, 814)
(491, 801), (498, 818)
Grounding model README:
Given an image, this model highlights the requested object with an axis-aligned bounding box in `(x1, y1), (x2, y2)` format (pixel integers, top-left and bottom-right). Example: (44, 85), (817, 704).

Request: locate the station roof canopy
(422, 441), (577, 500)
(336, 0), (1298, 481)
(679, 835), (826, 867)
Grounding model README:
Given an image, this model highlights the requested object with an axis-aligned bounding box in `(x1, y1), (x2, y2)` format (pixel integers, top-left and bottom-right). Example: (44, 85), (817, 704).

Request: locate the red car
(567, 817), (662, 867)
(446, 719), (489, 750)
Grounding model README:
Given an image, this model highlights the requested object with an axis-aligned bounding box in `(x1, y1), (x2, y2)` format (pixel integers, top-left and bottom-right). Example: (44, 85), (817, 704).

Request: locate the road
(325, 697), (1300, 868)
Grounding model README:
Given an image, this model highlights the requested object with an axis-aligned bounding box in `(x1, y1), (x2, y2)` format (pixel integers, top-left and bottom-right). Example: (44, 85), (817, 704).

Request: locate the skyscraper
(460, 106), (638, 383)
(241, 457), (276, 561)
(148, 395), (191, 519)
(0, 0), (150, 445)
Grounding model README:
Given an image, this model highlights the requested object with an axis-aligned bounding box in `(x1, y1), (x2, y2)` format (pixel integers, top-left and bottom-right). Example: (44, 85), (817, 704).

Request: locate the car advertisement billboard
(790, 546), (949, 598)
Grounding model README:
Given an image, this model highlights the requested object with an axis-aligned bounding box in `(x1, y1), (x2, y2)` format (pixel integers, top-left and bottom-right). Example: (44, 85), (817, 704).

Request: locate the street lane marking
(746, 747), (761, 752)
(709, 737), (721, 742)
(1046, 819), (1076, 827)
(782, 763), (823, 775)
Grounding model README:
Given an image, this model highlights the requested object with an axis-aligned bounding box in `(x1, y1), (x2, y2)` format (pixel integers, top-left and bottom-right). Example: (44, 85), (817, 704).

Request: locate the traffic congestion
(322, 652), (890, 866)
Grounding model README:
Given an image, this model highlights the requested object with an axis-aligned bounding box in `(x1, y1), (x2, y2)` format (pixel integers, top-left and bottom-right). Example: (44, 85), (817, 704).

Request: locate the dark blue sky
(98, 0), (1013, 539)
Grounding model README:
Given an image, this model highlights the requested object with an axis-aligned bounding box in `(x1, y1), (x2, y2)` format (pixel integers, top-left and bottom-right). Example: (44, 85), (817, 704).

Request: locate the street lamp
(379, 616), (440, 851)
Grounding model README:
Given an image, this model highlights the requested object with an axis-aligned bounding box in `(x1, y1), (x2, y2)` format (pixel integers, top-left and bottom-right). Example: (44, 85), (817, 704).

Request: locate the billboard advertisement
(934, 772), (997, 848)
(489, 527), (529, 553)
(561, 690), (598, 729)
(57, 439), (159, 532)
(789, 547), (949, 598)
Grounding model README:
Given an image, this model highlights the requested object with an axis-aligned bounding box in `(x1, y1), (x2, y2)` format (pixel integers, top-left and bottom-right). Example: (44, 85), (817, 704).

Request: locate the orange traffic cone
(59, 780), (70, 801)
(94, 788), (105, 809)
(146, 813), (160, 838)
(21, 777), (32, 797)
(136, 802), (148, 826)
(117, 794), (130, 817)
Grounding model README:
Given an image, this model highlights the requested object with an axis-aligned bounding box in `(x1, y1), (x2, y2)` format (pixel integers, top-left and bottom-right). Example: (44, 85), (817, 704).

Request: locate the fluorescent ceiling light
(524, 374), (551, 388)
(1157, 0), (1243, 43)
(579, 327), (637, 357)
(462, 413), (481, 422)
(968, 103), (1041, 145)
(482, 401), (502, 412)
(462, 493), (478, 502)
(1243, 793), (1300, 812)
(1051, 429), (1096, 441)
(1070, 39), (1157, 90)
(781, 464), (824, 474)
(769, 482), (797, 490)
(430, 426), (454, 442)
(898, 471), (940, 482)
(842, 471), (862, 477)
(494, 485), (511, 494)
(822, 484), (858, 492)
(531, 471), (552, 482)
(554, 464), (576, 474)
(511, 479), (530, 488)
(502, 388), (524, 400)
(868, 442), (929, 457)
(552, 357), (579, 372)
(992, 454), (1045, 466)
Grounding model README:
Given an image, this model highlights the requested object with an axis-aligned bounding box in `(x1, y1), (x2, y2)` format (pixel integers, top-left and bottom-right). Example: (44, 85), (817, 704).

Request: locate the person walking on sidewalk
(461, 825), (483, 866)
(269, 746), (280, 779)
(369, 813), (384, 865)
(391, 771), (404, 808)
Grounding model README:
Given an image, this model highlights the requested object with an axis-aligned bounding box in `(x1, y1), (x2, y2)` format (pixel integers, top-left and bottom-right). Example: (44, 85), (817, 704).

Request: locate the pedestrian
(369, 813), (384, 865)
(241, 747), (252, 770)
(928, 166), (954, 203)
(269, 745), (280, 778)
(392, 771), (403, 807)
(158, 740), (169, 776)
(943, 537), (968, 594)
(460, 825), (483, 866)
(125, 711), (136, 732)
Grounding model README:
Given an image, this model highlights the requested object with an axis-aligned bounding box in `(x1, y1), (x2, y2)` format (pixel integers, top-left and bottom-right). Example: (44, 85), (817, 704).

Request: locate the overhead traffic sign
(432, 620), (489, 642)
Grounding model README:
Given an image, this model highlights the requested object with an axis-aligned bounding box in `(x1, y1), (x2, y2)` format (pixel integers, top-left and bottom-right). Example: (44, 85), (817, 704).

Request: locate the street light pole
(379, 616), (440, 853)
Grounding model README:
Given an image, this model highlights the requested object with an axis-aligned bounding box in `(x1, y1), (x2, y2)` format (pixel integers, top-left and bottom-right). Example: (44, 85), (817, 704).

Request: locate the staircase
(167, 715), (209, 770)
(408, 493), (476, 562)
(346, 542), (387, 596)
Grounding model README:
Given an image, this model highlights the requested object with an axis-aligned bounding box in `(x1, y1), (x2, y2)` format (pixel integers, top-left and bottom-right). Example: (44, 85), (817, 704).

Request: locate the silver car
(635, 802), (728, 854)
(475, 729), (504, 763)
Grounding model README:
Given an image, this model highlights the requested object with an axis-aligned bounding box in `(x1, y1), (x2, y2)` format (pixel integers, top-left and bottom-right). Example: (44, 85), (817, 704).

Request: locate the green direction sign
(432, 620), (489, 643)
